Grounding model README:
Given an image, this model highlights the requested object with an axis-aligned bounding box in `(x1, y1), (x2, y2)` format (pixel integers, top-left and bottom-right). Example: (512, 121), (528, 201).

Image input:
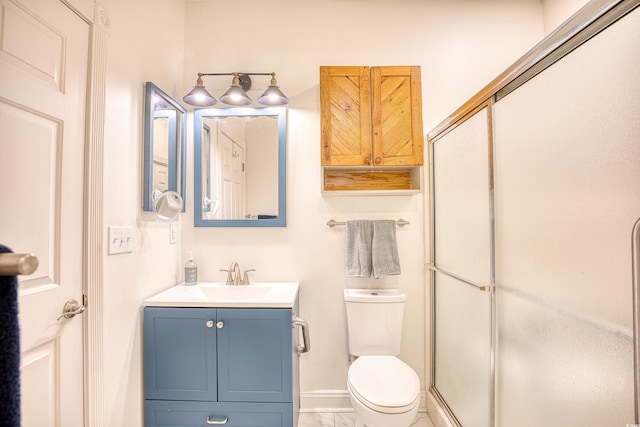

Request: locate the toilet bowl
(347, 355), (420, 427)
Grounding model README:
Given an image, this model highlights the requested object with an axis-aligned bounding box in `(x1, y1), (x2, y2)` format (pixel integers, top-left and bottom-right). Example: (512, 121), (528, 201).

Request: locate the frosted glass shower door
(431, 107), (493, 427)
(493, 7), (640, 426)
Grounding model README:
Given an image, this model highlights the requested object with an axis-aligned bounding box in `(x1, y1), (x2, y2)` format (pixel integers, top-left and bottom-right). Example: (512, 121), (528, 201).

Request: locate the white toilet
(344, 289), (420, 427)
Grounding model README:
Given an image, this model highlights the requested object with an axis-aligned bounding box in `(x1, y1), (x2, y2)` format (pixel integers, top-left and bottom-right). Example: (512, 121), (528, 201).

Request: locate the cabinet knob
(375, 157), (382, 164)
(364, 157), (371, 165)
(216, 321), (224, 329)
(206, 320), (214, 328)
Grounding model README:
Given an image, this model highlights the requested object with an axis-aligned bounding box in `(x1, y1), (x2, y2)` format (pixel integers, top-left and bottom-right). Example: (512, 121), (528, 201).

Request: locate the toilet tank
(344, 289), (406, 356)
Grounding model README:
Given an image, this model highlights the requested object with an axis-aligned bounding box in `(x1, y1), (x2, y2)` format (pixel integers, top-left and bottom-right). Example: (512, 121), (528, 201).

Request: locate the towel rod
(0, 253), (39, 276)
(326, 218), (410, 228)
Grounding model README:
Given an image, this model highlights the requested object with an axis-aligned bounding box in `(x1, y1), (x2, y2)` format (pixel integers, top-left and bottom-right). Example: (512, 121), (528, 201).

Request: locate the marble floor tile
(334, 412), (357, 427)
(298, 412), (335, 427)
(411, 414), (435, 427)
(298, 412), (434, 427)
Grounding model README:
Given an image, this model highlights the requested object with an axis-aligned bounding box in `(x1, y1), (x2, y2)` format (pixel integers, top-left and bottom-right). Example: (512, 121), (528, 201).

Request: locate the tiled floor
(298, 412), (434, 427)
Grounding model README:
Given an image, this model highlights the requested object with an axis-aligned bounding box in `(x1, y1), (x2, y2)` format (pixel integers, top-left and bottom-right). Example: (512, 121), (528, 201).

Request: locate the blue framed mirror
(194, 107), (286, 227)
(142, 82), (187, 214)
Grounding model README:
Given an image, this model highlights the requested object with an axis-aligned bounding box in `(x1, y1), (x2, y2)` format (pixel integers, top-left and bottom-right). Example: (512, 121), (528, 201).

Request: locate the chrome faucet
(220, 262), (254, 286)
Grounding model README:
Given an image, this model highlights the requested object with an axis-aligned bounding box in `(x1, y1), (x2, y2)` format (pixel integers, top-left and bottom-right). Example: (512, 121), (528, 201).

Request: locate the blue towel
(0, 244), (21, 427)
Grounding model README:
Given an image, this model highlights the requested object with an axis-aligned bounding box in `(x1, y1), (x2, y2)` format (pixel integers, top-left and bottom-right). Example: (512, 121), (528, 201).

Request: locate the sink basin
(199, 286), (272, 300)
(143, 282), (299, 308)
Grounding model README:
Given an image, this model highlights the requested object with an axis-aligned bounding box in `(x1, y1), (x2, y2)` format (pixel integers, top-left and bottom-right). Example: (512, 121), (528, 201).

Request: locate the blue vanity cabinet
(144, 306), (298, 427)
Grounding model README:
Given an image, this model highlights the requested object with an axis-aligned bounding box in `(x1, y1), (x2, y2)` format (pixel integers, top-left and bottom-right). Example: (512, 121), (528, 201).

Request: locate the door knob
(57, 299), (86, 321)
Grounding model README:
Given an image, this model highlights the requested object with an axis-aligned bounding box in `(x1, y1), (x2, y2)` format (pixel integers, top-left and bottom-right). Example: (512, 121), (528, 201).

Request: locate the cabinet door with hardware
(217, 308), (293, 402)
(320, 66), (372, 166)
(371, 66), (424, 166)
(143, 307), (218, 401)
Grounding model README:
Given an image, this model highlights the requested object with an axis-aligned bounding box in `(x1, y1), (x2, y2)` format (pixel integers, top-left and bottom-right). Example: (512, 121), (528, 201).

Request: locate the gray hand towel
(345, 220), (373, 277)
(372, 220), (401, 278)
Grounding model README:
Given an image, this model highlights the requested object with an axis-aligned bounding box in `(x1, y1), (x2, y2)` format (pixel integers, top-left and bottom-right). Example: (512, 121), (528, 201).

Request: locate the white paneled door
(0, 0), (89, 425)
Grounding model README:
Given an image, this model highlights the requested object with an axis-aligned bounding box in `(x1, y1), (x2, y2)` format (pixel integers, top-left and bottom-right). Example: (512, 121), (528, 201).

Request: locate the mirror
(143, 82), (187, 215)
(193, 107), (286, 227)
(154, 190), (183, 221)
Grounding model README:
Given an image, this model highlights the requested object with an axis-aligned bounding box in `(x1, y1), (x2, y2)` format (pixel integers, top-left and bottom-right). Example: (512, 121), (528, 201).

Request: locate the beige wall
(97, 0), (561, 425)
(542, 0), (591, 35)
(101, 0), (185, 425)
(181, 0), (543, 405)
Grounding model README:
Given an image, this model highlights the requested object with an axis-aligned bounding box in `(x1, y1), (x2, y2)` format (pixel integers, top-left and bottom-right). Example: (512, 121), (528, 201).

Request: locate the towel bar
(0, 253), (39, 276)
(326, 218), (410, 228)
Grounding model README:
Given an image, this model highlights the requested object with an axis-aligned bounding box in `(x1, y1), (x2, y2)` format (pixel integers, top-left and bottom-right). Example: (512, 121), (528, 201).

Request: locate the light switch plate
(170, 222), (177, 244)
(108, 226), (134, 255)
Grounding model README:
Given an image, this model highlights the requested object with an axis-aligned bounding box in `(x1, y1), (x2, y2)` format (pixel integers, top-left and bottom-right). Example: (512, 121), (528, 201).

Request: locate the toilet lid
(348, 355), (420, 413)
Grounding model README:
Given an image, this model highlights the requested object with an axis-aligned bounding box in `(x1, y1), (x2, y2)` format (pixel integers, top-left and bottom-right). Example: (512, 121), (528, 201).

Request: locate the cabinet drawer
(145, 400), (294, 427)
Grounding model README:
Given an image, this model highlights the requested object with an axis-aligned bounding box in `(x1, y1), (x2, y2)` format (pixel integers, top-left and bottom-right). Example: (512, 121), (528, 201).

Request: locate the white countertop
(142, 281), (299, 308)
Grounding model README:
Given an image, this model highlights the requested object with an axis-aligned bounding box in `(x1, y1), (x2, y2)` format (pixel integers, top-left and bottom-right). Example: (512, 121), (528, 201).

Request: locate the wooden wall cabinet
(320, 65), (424, 193)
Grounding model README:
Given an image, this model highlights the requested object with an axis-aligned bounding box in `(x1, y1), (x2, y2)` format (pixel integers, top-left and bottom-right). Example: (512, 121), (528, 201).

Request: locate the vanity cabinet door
(216, 308), (293, 403)
(144, 307), (218, 401)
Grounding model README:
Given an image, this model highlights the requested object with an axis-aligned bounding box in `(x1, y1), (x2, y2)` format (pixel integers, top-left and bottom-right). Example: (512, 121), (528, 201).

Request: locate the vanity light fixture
(183, 72), (289, 107)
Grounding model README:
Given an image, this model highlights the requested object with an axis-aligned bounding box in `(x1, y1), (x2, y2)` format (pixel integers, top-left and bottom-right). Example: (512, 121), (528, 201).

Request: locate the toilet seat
(347, 355), (420, 414)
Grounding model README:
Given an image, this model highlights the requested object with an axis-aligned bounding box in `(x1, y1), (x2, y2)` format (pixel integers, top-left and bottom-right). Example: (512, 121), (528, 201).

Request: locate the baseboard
(299, 390), (428, 413)
(299, 390), (352, 412)
(426, 390), (455, 427)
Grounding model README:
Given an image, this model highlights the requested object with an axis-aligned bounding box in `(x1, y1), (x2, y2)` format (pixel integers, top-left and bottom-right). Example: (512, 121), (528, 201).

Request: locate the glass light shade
(258, 85), (289, 105)
(183, 85), (217, 106)
(219, 84), (252, 105)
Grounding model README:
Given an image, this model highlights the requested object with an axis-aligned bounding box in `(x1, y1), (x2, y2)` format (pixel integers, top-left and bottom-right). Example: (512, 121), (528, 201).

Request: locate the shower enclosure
(427, 1), (640, 426)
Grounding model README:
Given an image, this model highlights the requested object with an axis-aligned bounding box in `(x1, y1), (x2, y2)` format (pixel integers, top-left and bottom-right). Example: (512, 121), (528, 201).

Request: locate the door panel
(0, 0), (89, 424)
(431, 106), (492, 427)
(433, 107), (491, 282)
(319, 66), (372, 166)
(371, 66), (423, 166)
(434, 273), (491, 427)
(493, 8), (640, 425)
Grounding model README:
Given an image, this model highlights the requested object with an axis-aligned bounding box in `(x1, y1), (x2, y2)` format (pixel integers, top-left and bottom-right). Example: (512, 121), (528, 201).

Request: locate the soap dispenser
(184, 252), (197, 286)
